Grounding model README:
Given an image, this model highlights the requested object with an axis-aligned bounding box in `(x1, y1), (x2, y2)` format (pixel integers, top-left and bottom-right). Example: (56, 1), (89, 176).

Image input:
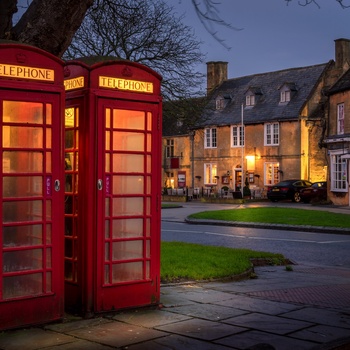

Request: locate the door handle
(97, 179), (103, 190)
(54, 180), (60, 192)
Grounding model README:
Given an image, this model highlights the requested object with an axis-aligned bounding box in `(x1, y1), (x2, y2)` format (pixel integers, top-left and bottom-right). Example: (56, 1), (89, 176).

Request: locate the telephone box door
(95, 99), (161, 312)
(0, 92), (64, 328)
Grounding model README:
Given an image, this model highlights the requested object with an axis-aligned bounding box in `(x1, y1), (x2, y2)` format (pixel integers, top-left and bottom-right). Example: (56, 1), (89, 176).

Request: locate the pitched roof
(327, 68), (350, 95)
(198, 63), (330, 127)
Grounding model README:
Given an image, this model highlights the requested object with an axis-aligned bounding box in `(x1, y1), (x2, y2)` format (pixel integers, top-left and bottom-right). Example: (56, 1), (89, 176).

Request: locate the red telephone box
(64, 59), (162, 315)
(0, 43), (65, 329)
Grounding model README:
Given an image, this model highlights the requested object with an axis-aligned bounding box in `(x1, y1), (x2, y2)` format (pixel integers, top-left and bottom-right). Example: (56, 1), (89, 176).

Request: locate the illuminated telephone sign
(0, 63), (54, 81)
(99, 76), (153, 93)
(64, 76), (85, 90)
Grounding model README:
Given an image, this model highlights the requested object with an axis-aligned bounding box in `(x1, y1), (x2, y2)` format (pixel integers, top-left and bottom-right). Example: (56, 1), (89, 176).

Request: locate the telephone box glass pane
(3, 200), (42, 223)
(147, 134), (151, 152)
(112, 241), (143, 260)
(146, 176), (151, 194)
(3, 249), (42, 272)
(112, 198), (143, 216)
(113, 175), (144, 194)
(3, 273), (42, 299)
(112, 262), (143, 283)
(3, 176), (42, 197)
(146, 155), (151, 173)
(3, 152), (42, 173)
(113, 154), (144, 172)
(147, 112), (152, 131)
(3, 224), (42, 247)
(112, 218), (143, 238)
(46, 128), (52, 148)
(3, 101), (43, 124)
(46, 104), (52, 125)
(113, 109), (145, 130)
(112, 132), (144, 151)
(2, 126), (43, 148)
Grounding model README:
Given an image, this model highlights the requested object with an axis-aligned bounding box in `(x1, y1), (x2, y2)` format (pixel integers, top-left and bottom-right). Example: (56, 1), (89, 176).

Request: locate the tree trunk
(9, 0), (93, 57)
(0, 0), (18, 38)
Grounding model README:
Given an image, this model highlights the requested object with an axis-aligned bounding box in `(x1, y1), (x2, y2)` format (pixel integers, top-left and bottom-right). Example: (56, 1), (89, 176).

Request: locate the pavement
(1, 201), (350, 350)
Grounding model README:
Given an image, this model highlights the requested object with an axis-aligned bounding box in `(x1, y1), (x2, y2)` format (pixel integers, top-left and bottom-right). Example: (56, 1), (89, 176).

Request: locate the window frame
(280, 90), (291, 103)
(165, 139), (174, 158)
(246, 94), (255, 106)
(264, 162), (280, 186)
(337, 103), (345, 135)
(264, 122), (279, 146)
(204, 163), (218, 185)
(204, 127), (217, 149)
(330, 152), (347, 192)
(231, 125), (245, 147)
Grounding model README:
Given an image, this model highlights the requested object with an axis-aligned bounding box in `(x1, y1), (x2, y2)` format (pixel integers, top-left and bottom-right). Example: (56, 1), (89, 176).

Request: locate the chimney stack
(335, 38), (350, 70)
(206, 61), (228, 95)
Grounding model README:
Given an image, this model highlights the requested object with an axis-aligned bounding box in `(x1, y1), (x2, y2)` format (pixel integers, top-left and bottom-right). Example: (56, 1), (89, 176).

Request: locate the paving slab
(155, 318), (247, 341)
(126, 334), (236, 350)
(281, 307), (350, 329)
(223, 313), (313, 335)
(112, 309), (192, 327)
(65, 321), (167, 348)
(163, 302), (248, 321)
(289, 324), (350, 344)
(214, 330), (318, 350)
(0, 328), (76, 350)
(213, 293), (302, 315)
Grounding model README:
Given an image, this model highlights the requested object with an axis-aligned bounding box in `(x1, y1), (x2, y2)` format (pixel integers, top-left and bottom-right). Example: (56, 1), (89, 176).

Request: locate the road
(161, 202), (350, 267)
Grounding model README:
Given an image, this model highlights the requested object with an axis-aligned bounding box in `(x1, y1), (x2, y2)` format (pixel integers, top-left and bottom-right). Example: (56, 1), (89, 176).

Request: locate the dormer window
(216, 97), (225, 110)
(280, 90), (291, 103)
(246, 94), (255, 106)
(279, 83), (296, 104)
(215, 94), (232, 110)
(245, 87), (261, 107)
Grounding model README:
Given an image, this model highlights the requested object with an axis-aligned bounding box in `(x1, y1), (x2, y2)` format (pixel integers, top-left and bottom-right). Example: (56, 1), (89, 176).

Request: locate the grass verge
(188, 207), (350, 228)
(161, 241), (286, 283)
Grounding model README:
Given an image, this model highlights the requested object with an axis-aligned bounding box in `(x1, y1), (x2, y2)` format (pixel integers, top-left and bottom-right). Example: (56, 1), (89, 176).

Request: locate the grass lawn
(161, 241), (286, 283)
(188, 207), (350, 228)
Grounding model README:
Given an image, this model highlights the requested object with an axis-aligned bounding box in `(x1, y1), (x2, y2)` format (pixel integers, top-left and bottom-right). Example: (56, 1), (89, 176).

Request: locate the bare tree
(1, 0), (349, 57)
(64, 0), (205, 100)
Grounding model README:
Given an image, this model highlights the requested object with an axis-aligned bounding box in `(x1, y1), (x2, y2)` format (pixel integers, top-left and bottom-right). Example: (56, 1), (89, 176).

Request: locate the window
(280, 90), (291, 103)
(204, 163), (217, 184)
(337, 103), (344, 135)
(204, 128), (217, 148)
(265, 162), (280, 185)
(330, 153), (347, 191)
(265, 122), (279, 145)
(216, 98), (225, 110)
(165, 139), (174, 158)
(246, 95), (255, 106)
(231, 125), (244, 147)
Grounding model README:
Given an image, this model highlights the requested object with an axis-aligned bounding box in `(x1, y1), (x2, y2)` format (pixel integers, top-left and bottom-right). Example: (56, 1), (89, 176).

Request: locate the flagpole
(241, 103), (244, 198)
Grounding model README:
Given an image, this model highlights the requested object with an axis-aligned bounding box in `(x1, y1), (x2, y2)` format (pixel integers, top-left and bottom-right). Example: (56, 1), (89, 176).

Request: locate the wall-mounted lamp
(245, 155), (255, 172)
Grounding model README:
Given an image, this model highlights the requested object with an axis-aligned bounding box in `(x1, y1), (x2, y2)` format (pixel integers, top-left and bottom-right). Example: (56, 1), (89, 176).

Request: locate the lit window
(264, 162), (280, 185)
(165, 139), (174, 158)
(264, 122), (279, 146)
(204, 128), (217, 148)
(231, 125), (244, 147)
(337, 103), (344, 135)
(246, 95), (255, 106)
(330, 153), (347, 191)
(204, 163), (217, 184)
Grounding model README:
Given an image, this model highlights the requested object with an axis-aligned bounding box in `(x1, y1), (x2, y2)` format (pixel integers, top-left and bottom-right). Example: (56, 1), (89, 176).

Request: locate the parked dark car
(267, 179), (313, 202)
(300, 181), (327, 203)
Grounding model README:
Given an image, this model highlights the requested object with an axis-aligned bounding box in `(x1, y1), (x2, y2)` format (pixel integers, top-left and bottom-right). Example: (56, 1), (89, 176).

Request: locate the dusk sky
(166, 0), (350, 79)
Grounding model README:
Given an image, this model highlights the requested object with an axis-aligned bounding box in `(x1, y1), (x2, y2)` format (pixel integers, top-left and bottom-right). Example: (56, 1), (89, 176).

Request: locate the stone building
(162, 39), (350, 202)
(324, 41), (350, 205)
